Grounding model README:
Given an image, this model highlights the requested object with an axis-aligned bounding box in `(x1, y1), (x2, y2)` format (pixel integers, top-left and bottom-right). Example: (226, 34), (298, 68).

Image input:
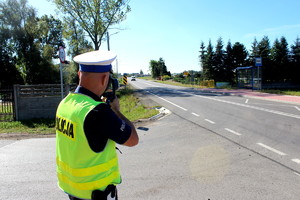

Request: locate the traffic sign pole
(255, 57), (262, 90)
(59, 46), (66, 99)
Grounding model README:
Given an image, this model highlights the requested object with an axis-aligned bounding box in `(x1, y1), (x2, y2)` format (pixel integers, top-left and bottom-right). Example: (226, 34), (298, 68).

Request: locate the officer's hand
(109, 96), (120, 113)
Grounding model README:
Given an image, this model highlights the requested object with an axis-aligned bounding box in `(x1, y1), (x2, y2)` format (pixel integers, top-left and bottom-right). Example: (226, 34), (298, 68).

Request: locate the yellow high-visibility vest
(56, 93), (121, 199)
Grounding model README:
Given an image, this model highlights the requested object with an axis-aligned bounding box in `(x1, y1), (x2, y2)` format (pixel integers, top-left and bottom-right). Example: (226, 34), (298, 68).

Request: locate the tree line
(199, 36), (300, 85)
(0, 0), (130, 87)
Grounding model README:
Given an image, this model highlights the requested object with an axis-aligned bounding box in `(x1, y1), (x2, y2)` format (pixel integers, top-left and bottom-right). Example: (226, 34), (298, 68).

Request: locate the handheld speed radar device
(103, 74), (120, 103)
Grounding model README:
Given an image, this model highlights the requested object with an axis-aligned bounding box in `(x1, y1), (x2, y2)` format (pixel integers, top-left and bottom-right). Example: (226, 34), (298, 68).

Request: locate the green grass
(0, 103), (14, 121)
(0, 87), (159, 134)
(0, 119), (55, 134)
(118, 86), (159, 121)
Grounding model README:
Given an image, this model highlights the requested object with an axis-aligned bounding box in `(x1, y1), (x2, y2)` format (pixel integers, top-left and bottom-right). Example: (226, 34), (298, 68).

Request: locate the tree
(149, 60), (159, 78)
(0, 0), (62, 85)
(291, 36), (300, 63)
(223, 41), (234, 83)
(291, 36), (300, 83)
(232, 42), (248, 68)
(271, 37), (290, 82)
(0, 35), (24, 86)
(213, 37), (225, 81)
(250, 38), (259, 59)
(149, 58), (170, 79)
(199, 41), (206, 71)
(201, 40), (214, 80)
(63, 17), (93, 83)
(37, 15), (65, 59)
(0, 1), (23, 86)
(52, 0), (131, 50)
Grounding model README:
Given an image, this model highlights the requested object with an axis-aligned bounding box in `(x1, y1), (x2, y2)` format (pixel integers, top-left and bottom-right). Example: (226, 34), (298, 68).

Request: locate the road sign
(183, 71), (189, 76)
(123, 75), (127, 85)
(59, 46), (66, 63)
(255, 57), (262, 67)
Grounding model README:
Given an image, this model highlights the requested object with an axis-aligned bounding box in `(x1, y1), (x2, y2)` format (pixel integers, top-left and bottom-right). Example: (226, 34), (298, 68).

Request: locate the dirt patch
(0, 132), (55, 140)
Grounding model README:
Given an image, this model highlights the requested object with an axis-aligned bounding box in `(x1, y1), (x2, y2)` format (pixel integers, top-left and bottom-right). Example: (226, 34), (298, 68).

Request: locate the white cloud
(244, 24), (300, 39)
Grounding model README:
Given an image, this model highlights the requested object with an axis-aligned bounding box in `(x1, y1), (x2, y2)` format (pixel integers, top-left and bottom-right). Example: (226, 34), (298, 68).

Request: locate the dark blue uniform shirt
(75, 86), (132, 153)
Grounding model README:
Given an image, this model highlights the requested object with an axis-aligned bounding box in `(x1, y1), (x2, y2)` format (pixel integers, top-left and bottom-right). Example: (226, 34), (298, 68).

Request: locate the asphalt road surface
(1, 79), (300, 200)
(126, 78), (300, 199)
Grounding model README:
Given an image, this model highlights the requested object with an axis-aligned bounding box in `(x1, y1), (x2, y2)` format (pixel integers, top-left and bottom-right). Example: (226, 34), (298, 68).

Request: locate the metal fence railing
(0, 87), (14, 122)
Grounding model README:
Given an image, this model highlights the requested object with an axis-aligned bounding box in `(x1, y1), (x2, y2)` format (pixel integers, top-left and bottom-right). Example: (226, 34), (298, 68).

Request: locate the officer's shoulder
(92, 103), (110, 112)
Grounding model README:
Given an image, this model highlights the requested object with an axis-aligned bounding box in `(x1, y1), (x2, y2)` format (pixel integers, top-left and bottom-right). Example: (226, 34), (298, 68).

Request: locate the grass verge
(0, 87), (159, 134)
(118, 86), (159, 121)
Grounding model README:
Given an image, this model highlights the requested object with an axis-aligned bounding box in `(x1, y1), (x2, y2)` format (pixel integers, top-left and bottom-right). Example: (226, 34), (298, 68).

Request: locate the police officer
(56, 50), (139, 200)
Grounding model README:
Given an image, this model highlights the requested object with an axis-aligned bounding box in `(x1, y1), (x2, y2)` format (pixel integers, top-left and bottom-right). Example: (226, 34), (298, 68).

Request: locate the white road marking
(142, 82), (160, 87)
(205, 119), (215, 124)
(134, 81), (300, 119)
(295, 106), (300, 112)
(133, 83), (188, 111)
(224, 128), (242, 136)
(245, 99), (249, 104)
(292, 159), (300, 164)
(132, 84), (143, 89)
(194, 94), (300, 119)
(146, 92), (187, 111)
(155, 96), (187, 111)
(135, 83), (187, 111)
(257, 143), (287, 156)
(191, 112), (199, 117)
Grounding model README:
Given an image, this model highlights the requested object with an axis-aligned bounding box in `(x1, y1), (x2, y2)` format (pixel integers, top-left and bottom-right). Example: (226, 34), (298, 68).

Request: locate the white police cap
(73, 50), (117, 73)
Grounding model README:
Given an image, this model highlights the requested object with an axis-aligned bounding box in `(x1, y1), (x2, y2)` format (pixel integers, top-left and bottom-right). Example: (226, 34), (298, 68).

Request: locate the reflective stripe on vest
(57, 171), (120, 191)
(56, 157), (118, 177)
(56, 93), (121, 199)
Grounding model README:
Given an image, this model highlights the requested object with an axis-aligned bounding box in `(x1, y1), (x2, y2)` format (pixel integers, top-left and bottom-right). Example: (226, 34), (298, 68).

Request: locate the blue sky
(28, 0), (300, 74)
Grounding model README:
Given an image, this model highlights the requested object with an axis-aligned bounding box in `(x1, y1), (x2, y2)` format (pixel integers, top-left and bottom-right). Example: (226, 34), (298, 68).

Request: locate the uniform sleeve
(84, 103), (132, 152)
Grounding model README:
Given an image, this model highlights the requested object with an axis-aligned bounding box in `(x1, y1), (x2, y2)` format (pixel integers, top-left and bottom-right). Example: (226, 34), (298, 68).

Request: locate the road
(130, 79), (300, 171)
(1, 79), (300, 199)
(125, 78), (300, 199)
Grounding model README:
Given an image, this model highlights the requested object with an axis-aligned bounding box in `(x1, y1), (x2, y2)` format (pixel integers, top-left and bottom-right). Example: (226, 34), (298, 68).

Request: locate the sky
(27, 0), (300, 74)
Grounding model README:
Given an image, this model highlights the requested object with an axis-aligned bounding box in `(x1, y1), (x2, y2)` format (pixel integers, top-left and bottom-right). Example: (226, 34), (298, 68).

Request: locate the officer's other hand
(110, 97), (120, 113)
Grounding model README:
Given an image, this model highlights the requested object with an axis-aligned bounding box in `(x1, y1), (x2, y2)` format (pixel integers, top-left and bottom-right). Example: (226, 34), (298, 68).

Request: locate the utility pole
(107, 31), (119, 76)
(107, 32), (110, 51)
(116, 59), (119, 78)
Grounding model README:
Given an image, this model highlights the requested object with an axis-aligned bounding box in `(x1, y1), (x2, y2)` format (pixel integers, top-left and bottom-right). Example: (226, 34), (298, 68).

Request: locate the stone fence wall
(14, 84), (76, 121)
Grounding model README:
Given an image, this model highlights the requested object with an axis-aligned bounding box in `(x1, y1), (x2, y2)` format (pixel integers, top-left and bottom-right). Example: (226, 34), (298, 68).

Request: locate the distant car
(131, 76), (136, 81)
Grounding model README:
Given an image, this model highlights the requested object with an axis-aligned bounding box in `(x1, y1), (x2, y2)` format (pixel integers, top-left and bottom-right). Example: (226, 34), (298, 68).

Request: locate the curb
(149, 107), (171, 120)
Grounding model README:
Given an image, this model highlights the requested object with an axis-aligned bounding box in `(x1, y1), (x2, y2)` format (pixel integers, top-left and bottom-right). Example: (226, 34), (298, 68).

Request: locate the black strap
(68, 185), (117, 200)
(92, 185), (117, 200)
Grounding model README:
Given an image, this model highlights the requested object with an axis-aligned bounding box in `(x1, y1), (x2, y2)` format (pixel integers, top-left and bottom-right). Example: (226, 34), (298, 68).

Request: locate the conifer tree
(291, 37), (300, 83)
